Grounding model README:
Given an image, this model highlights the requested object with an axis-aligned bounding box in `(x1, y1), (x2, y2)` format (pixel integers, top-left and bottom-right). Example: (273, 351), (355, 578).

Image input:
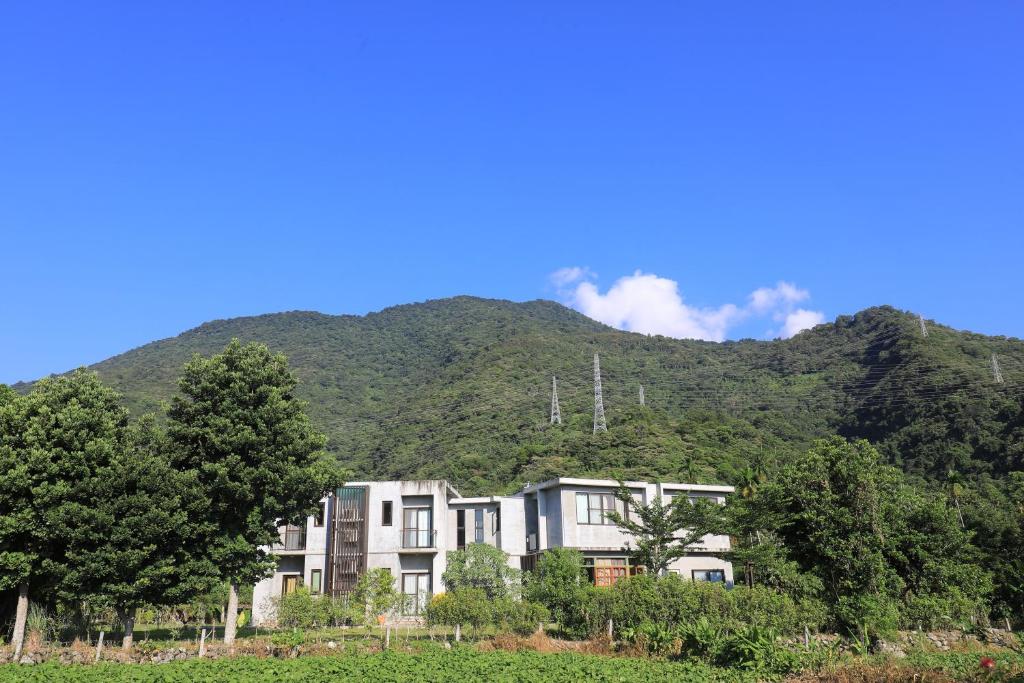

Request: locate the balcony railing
(275, 527), (306, 551)
(401, 528), (437, 549)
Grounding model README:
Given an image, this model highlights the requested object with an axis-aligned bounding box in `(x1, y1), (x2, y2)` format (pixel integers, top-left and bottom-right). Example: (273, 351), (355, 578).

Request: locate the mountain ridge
(12, 296), (1024, 495)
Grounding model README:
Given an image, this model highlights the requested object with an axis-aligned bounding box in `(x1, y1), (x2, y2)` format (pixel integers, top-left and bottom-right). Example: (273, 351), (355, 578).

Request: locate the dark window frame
(456, 509), (466, 550)
(575, 492), (619, 525)
(474, 508), (484, 543)
(382, 500), (393, 526)
(692, 569), (726, 583)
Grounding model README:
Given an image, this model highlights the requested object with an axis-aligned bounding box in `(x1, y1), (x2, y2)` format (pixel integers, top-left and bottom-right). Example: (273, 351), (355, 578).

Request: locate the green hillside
(26, 296), (1022, 496)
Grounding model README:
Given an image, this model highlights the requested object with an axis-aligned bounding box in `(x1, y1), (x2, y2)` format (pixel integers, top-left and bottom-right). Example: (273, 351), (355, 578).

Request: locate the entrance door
(282, 575), (302, 596)
(401, 572), (431, 614)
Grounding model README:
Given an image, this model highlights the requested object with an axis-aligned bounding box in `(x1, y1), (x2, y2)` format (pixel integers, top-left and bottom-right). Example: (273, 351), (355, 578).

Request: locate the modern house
(252, 477), (734, 625)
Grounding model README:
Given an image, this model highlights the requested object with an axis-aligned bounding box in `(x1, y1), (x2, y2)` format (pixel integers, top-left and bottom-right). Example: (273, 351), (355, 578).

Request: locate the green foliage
(441, 543), (521, 600)
(738, 437), (992, 633)
(550, 573), (825, 640)
(491, 598), (550, 636)
(523, 547), (588, 633)
(425, 589), (492, 631)
(607, 483), (729, 575)
(0, 649), (769, 682)
(165, 339), (343, 587)
(351, 568), (404, 620)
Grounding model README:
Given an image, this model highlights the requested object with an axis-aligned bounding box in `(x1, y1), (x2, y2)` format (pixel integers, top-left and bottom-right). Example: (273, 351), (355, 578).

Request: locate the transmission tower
(593, 353), (607, 433)
(918, 314), (928, 338)
(638, 384), (645, 406)
(992, 354), (1004, 384)
(550, 376), (562, 425)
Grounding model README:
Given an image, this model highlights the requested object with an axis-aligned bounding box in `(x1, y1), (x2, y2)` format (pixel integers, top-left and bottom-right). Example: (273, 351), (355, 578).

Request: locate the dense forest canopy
(23, 296), (1020, 497)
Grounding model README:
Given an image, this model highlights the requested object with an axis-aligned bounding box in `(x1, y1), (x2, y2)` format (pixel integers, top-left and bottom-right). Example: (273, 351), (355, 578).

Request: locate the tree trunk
(120, 607), (137, 652)
(12, 581), (29, 659)
(223, 582), (239, 645)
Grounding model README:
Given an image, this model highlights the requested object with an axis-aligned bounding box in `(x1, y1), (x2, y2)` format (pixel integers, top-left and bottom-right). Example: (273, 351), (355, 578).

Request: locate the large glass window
(402, 507), (432, 548)
(575, 492), (617, 525)
(456, 509), (466, 550)
(474, 508), (484, 543)
(310, 569), (322, 595)
(401, 572), (431, 615)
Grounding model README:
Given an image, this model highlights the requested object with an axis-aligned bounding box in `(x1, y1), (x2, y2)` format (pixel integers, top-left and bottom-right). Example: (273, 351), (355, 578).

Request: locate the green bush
(425, 589), (492, 633)
(492, 598), (550, 636)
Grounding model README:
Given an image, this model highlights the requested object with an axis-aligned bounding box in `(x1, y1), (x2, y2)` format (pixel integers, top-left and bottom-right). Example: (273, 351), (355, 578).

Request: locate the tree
(0, 371), (130, 658)
(166, 340), (343, 645)
(351, 568), (405, 621)
(524, 547), (587, 631)
(57, 416), (219, 650)
(441, 543), (521, 599)
(606, 483), (729, 576)
(751, 437), (991, 631)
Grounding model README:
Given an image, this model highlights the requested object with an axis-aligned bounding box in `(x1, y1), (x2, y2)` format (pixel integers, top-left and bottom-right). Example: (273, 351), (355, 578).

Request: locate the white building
(252, 477), (734, 625)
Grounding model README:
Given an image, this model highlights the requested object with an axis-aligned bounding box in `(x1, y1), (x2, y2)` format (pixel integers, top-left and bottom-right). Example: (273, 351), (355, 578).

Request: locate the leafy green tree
(0, 371), (130, 657)
(57, 416), (219, 650)
(606, 483), (729, 575)
(352, 568), (405, 621)
(442, 543), (521, 599)
(524, 547), (587, 631)
(752, 437), (991, 632)
(166, 340), (343, 645)
(425, 588), (492, 637)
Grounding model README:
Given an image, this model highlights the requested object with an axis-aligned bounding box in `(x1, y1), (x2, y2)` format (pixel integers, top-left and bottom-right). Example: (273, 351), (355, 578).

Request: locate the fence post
(95, 631), (105, 662)
(803, 626), (810, 647)
(385, 625), (390, 649)
(1006, 617), (1013, 632)
(607, 618), (613, 640)
(199, 628), (208, 657)
(455, 623), (461, 642)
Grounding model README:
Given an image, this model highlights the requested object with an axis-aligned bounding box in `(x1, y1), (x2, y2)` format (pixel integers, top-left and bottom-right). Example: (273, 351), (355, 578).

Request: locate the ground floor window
(583, 557), (644, 587)
(310, 569), (322, 595)
(401, 572), (431, 615)
(692, 569), (726, 583)
(281, 574), (302, 596)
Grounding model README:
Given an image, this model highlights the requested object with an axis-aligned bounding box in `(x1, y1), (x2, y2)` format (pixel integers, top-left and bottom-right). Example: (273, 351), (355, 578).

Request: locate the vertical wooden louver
(325, 486), (368, 596)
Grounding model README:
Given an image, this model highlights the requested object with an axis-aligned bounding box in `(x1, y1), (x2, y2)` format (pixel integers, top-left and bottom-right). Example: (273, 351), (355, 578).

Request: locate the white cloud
(748, 282), (809, 314)
(549, 266), (594, 289)
(780, 309), (826, 338)
(553, 268), (825, 341)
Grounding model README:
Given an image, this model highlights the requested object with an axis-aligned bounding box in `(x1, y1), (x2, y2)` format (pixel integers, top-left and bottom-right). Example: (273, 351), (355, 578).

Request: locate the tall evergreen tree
(0, 371), (127, 657)
(166, 340), (342, 645)
(57, 416), (219, 650)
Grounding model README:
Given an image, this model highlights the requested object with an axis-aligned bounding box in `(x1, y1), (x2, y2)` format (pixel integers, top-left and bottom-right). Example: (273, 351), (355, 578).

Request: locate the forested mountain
(20, 296), (1023, 498)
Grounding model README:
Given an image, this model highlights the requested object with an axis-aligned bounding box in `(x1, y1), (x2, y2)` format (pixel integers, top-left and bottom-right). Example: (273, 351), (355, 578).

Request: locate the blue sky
(2, 2), (1022, 383)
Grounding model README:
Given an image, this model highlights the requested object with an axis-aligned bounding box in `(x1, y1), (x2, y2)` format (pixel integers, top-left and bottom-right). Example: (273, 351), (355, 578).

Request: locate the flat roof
(520, 477), (734, 495)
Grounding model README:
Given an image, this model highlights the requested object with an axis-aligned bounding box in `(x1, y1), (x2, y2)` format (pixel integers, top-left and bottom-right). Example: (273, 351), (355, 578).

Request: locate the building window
(401, 572), (430, 615)
(494, 507), (501, 534)
(456, 509), (466, 550)
(582, 557), (641, 587)
(310, 569), (322, 595)
(314, 502), (325, 527)
(382, 501), (393, 526)
(474, 508), (484, 543)
(281, 574), (302, 596)
(575, 492), (617, 525)
(402, 507), (433, 548)
(692, 569), (726, 583)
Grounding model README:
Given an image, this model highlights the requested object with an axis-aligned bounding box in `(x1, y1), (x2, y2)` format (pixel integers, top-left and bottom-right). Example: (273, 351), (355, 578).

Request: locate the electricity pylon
(639, 384), (645, 406)
(550, 376), (562, 425)
(919, 314), (928, 338)
(992, 354), (1004, 384)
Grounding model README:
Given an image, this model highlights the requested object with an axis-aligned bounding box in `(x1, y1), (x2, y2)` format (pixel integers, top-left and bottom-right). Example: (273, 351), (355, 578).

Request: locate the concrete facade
(252, 477), (734, 626)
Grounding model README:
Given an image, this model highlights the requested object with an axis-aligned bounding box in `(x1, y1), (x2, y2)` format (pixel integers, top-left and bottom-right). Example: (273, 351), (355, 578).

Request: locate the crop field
(0, 649), (754, 683)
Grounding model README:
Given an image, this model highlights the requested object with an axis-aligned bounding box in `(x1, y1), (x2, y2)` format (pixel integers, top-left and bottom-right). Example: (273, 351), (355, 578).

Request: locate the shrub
(492, 598), (550, 636)
(425, 589), (492, 633)
(524, 548), (588, 630)
(442, 544), (522, 600)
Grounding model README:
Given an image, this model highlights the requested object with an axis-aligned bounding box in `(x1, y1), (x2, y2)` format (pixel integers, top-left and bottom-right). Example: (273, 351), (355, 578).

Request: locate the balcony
(400, 528), (437, 551)
(274, 526), (306, 551)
